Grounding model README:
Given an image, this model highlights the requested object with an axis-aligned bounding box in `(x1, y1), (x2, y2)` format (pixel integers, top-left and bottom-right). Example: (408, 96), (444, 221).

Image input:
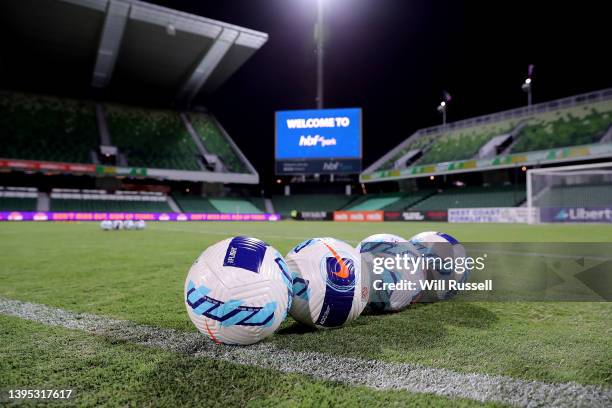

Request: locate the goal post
(527, 162), (612, 224)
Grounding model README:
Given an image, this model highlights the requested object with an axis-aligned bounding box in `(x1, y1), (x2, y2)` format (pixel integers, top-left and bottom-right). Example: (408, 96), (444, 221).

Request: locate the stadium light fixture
(437, 91), (451, 129)
(315, 0), (325, 109)
(437, 101), (447, 127)
(522, 64), (534, 107)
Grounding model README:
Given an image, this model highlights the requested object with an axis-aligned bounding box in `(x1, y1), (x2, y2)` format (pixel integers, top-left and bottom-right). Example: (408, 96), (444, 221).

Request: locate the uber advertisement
(275, 108), (362, 174)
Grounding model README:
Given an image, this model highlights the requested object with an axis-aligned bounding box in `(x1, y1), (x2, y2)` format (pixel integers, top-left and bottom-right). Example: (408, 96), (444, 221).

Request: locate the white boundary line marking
(1, 298), (610, 407)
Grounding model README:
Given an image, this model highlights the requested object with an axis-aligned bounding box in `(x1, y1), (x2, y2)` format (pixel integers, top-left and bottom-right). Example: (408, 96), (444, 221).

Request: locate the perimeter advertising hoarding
(333, 211), (384, 222)
(0, 211), (280, 222)
(540, 207), (612, 223)
(384, 210), (448, 222)
(448, 208), (535, 223)
(275, 108), (362, 174)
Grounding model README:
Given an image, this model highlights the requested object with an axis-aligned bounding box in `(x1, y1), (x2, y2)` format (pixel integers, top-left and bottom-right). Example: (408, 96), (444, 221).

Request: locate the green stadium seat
(536, 184), (612, 208)
(511, 102), (612, 153)
(272, 194), (355, 217)
(106, 105), (201, 171)
(172, 194), (219, 213)
(0, 92), (99, 164)
(381, 190), (435, 211)
(209, 198), (262, 214)
(410, 186), (525, 211)
(50, 199), (171, 213)
(0, 197), (37, 211)
(346, 195), (401, 211)
(188, 113), (248, 173)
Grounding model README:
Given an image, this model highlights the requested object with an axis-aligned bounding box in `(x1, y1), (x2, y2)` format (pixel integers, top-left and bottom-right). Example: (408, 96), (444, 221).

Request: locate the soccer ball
(185, 236), (292, 345)
(100, 220), (112, 231)
(409, 231), (468, 301)
(357, 233), (425, 312)
(111, 220), (124, 230)
(135, 220), (146, 230)
(286, 237), (367, 328)
(123, 220), (135, 230)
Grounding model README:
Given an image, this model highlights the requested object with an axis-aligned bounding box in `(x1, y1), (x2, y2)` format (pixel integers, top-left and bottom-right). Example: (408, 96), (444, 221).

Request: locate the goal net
(527, 162), (612, 224)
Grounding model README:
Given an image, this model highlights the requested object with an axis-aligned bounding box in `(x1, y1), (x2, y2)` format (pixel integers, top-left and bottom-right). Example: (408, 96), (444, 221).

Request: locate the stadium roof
(0, 0), (268, 104)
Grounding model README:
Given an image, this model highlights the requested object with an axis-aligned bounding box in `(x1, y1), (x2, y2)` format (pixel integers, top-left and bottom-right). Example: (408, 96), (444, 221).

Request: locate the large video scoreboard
(275, 108), (362, 174)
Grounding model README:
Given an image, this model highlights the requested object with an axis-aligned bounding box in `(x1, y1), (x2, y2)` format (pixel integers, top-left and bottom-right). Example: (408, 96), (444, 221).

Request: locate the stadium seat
(188, 113), (249, 173)
(345, 194), (402, 210)
(536, 184), (612, 207)
(272, 194), (356, 217)
(172, 194), (219, 213)
(510, 103), (612, 153)
(380, 121), (517, 170)
(208, 198), (262, 214)
(381, 190), (436, 210)
(0, 197), (37, 211)
(410, 186), (525, 211)
(0, 92), (99, 163)
(106, 105), (202, 171)
(417, 124), (514, 165)
(50, 199), (171, 212)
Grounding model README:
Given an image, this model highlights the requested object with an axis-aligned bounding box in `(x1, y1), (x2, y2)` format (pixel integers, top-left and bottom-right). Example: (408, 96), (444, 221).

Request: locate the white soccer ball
(112, 220), (124, 230)
(409, 231), (468, 301)
(357, 233), (425, 312)
(100, 220), (113, 231)
(185, 236), (292, 345)
(135, 220), (146, 230)
(286, 237), (367, 328)
(123, 220), (135, 230)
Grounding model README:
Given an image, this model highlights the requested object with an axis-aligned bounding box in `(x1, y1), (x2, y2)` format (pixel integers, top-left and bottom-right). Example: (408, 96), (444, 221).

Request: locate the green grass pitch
(1, 221), (611, 406)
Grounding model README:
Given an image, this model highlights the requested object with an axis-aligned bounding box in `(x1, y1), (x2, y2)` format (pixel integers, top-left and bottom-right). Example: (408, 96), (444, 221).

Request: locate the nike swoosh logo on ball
(323, 242), (350, 279)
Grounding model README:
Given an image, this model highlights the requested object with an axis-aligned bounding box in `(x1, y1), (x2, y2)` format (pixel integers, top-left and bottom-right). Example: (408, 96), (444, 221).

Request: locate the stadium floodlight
(437, 91), (452, 128)
(521, 64), (534, 107)
(437, 100), (447, 127)
(315, 0), (325, 109)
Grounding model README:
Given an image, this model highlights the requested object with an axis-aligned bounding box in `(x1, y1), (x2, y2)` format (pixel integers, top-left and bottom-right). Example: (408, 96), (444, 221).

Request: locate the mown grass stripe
(1, 297), (610, 407)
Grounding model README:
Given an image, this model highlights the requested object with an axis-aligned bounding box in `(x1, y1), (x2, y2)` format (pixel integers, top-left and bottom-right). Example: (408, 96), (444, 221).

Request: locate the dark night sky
(148, 0), (610, 188)
(4, 0), (611, 189)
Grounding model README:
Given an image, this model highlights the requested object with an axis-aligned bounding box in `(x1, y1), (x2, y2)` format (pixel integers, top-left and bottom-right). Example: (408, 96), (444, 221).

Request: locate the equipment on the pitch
(357, 233), (425, 312)
(409, 231), (467, 301)
(184, 236), (292, 345)
(286, 237), (367, 328)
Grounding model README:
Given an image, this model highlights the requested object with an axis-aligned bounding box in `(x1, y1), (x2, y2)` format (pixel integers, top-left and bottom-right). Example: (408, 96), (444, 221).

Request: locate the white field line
(1, 298), (610, 407)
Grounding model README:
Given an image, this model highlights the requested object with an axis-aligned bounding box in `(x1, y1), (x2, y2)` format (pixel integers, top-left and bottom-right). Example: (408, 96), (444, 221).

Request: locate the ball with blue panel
(409, 231), (468, 301)
(357, 233), (425, 312)
(286, 237), (367, 329)
(184, 236), (293, 345)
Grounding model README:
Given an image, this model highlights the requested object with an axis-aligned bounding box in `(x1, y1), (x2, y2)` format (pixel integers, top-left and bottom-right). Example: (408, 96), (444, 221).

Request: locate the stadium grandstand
(361, 88), (612, 182)
(1, 0), (610, 223)
(0, 0), (268, 215)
